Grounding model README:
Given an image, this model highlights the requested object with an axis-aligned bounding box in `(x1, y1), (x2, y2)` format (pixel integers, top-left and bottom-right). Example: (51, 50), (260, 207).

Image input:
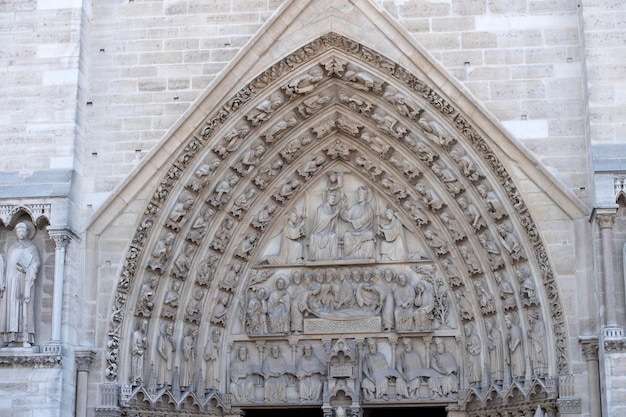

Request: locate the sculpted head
(14, 222), (29, 240)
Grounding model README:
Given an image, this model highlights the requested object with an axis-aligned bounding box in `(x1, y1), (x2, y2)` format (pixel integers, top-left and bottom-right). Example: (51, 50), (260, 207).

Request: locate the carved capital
(595, 212), (615, 229)
(580, 339), (599, 360)
(47, 227), (72, 249)
(75, 349), (96, 372)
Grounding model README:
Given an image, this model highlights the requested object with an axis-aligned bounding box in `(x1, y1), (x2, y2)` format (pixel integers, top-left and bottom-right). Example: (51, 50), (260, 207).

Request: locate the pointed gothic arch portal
(107, 33), (565, 417)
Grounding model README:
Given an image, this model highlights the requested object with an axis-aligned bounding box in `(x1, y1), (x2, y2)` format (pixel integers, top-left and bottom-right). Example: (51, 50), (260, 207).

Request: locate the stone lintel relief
(107, 33), (568, 415)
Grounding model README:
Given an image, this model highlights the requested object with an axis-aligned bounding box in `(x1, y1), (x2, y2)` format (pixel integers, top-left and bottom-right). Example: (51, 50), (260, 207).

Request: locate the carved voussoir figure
(235, 231), (259, 260)
(148, 232), (175, 274)
(284, 66), (324, 97)
(136, 275), (159, 317)
(264, 112), (297, 144)
(254, 157), (284, 189)
(187, 156), (220, 191)
(186, 205), (215, 243)
(165, 191), (195, 231)
(208, 175), (239, 207)
(234, 142), (265, 176)
(213, 124), (250, 157)
(246, 92), (284, 126)
(229, 187), (258, 219)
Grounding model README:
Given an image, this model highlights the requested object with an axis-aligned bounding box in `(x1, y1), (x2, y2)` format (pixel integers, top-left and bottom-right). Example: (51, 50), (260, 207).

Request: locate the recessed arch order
(105, 33), (568, 415)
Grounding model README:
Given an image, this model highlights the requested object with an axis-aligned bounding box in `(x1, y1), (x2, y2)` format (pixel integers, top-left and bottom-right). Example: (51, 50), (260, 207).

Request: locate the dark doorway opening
(243, 408), (323, 417)
(364, 407), (447, 417)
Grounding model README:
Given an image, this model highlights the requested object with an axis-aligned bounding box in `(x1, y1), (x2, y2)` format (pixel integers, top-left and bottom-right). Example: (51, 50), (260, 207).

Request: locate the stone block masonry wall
(0, 0), (81, 174)
(81, 0), (284, 219)
(380, 0), (590, 205)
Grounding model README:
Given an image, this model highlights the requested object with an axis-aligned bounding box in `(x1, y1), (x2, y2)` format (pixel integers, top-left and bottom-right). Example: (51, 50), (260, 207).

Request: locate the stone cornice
(0, 351), (62, 368)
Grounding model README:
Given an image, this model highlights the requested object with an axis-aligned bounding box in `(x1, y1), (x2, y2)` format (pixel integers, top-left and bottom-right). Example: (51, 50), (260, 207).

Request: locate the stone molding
(0, 203), (51, 229)
(0, 351), (62, 368)
(604, 338), (626, 353)
(103, 33), (569, 411)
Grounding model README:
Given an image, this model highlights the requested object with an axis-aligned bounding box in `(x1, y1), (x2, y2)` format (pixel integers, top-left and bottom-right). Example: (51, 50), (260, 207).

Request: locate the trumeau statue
(0, 222), (41, 347)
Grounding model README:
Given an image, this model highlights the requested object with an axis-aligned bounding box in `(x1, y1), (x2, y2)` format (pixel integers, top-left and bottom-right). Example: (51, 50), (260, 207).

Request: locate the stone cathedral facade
(1, 1), (625, 416)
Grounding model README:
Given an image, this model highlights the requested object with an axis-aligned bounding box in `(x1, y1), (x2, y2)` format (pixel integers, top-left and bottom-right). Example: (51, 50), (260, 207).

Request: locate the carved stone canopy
(104, 32), (568, 414)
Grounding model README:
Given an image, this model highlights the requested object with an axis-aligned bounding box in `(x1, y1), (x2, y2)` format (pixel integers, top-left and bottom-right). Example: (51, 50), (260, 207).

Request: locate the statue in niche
(180, 327), (198, 389)
(186, 205), (215, 243)
(360, 131), (391, 156)
(355, 155), (383, 180)
(394, 272), (415, 331)
(383, 89), (421, 120)
(381, 177), (409, 201)
(262, 343), (294, 402)
(131, 319), (148, 384)
(309, 189), (341, 261)
(459, 244), (482, 275)
(196, 253), (219, 287)
(221, 260), (242, 291)
(505, 312), (524, 380)
(297, 154), (327, 179)
(428, 337), (459, 397)
(208, 175), (239, 207)
(161, 279), (181, 319)
(431, 161), (463, 195)
(516, 264), (539, 306)
(454, 288), (474, 320)
(235, 231), (258, 260)
(188, 156), (220, 191)
(215, 124), (250, 156)
(362, 338), (407, 399)
(441, 257), (462, 287)
(172, 243), (195, 279)
(137, 275), (159, 317)
(478, 232), (504, 271)
(494, 271), (516, 310)
(439, 211), (465, 241)
(211, 217), (234, 252)
(234, 143), (266, 176)
(290, 283), (321, 333)
(204, 327), (221, 391)
(415, 182), (444, 211)
(268, 276), (291, 334)
(341, 185), (376, 259)
(449, 146), (482, 182)
(156, 322), (176, 387)
(246, 286), (269, 335)
(148, 232), (175, 274)
(485, 317), (504, 384)
(498, 221), (525, 260)
(409, 138), (437, 164)
(345, 67), (384, 93)
(396, 337), (425, 398)
(230, 187), (257, 219)
(252, 203), (277, 230)
(211, 293), (230, 325)
(246, 91), (284, 126)
(165, 191), (195, 231)
(184, 288), (204, 324)
(403, 198), (428, 226)
(296, 342), (326, 400)
(274, 178), (302, 203)
(254, 157), (284, 190)
(476, 183), (506, 219)
(464, 322), (482, 386)
(475, 278), (496, 315)
(527, 309), (548, 376)
(230, 346), (260, 402)
(264, 113), (297, 143)
(414, 279), (435, 330)
(280, 135), (312, 163)
(298, 94), (331, 117)
(424, 229), (448, 256)
(417, 117), (455, 148)
(372, 269), (395, 332)
(457, 195), (485, 230)
(284, 66), (324, 97)
(390, 154), (421, 180)
(339, 91), (374, 114)
(274, 209), (306, 264)
(335, 269), (356, 310)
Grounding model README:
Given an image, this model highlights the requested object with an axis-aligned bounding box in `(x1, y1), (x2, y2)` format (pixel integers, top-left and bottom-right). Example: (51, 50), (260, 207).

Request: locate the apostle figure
(378, 208), (409, 261)
(296, 343), (326, 400)
(131, 319), (148, 384)
(361, 338), (407, 399)
(0, 222), (41, 347)
(396, 337), (424, 397)
(230, 346), (260, 402)
(429, 337), (459, 397)
(262, 343), (294, 402)
(505, 313), (525, 380)
(309, 189), (341, 261)
(180, 327), (198, 389)
(156, 322), (176, 387)
(341, 186), (376, 259)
